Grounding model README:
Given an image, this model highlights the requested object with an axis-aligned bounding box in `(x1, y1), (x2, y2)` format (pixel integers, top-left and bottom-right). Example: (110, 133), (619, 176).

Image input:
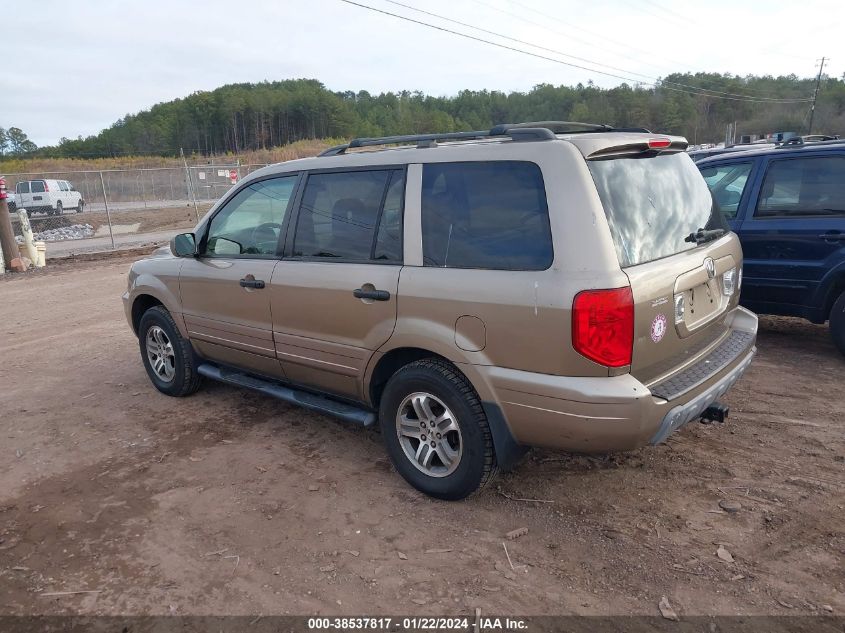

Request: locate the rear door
(698, 159), (758, 230)
(179, 174), (298, 379)
(15, 181), (30, 209)
(269, 168), (405, 400)
(736, 152), (845, 313)
(587, 151), (742, 385)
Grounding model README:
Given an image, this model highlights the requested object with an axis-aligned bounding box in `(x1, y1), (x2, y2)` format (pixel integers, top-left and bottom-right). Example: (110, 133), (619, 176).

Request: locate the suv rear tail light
(648, 138), (672, 149)
(572, 287), (634, 368)
(42, 181), (49, 192)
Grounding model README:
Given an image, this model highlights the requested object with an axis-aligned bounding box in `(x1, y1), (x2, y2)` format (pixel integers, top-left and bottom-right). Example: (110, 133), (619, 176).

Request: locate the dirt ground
(0, 258), (842, 618)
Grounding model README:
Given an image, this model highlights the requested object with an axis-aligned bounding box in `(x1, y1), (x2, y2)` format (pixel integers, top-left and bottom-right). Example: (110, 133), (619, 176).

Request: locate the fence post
(181, 148), (199, 222)
(99, 171), (116, 250)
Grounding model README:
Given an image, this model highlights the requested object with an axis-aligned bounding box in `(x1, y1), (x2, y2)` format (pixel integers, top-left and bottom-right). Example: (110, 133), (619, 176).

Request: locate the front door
(270, 168), (405, 399)
(738, 153), (845, 311)
(180, 174), (298, 379)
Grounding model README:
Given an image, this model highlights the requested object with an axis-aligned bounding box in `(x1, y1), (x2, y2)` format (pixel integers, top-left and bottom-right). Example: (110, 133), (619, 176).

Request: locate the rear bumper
(648, 347), (754, 444)
(477, 307), (758, 452)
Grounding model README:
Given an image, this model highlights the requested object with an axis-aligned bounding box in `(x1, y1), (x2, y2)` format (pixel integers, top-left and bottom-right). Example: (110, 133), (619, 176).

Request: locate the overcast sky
(4, 0), (841, 146)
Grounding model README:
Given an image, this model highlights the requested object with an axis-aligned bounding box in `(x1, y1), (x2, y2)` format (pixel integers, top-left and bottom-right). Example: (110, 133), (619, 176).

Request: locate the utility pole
(808, 56), (827, 135)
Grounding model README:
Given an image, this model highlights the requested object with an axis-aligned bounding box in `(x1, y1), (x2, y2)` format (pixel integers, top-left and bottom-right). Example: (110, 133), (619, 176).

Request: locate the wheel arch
(365, 345), (526, 471)
(821, 268), (845, 323)
(131, 294), (165, 335)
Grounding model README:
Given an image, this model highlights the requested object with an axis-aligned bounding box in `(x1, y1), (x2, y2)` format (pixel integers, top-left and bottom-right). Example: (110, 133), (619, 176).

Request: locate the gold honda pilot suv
(124, 122), (758, 500)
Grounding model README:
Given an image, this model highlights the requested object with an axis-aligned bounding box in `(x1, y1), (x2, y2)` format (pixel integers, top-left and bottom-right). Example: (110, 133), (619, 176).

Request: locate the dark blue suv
(697, 141), (845, 355)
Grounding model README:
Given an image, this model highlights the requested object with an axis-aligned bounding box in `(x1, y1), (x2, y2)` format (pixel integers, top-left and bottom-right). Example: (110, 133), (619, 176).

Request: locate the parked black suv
(697, 140), (845, 354)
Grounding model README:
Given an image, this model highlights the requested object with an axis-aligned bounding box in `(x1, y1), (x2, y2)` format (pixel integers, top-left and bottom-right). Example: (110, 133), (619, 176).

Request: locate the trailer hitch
(700, 402), (730, 424)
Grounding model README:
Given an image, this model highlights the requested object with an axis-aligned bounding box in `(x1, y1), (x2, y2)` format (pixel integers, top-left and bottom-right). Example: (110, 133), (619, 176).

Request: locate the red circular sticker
(651, 314), (668, 342)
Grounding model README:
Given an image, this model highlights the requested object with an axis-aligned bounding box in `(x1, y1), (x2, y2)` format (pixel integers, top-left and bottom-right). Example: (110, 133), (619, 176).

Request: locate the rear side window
(421, 161), (552, 270)
(16, 182), (29, 194)
(755, 156), (845, 217)
(588, 152), (728, 268)
(30, 181), (46, 193)
(293, 169), (402, 262)
(699, 162), (753, 219)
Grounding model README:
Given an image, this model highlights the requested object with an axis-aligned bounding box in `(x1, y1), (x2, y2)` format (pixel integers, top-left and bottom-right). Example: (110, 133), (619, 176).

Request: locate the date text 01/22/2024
(306, 616), (528, 630)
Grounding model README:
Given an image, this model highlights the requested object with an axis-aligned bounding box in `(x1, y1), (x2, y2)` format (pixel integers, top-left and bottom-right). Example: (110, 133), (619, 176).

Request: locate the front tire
(379, 358), (497, 500)
(830, 290), (845, 356)
(138, 306), (202, 397)
(76, 200), (84, 213)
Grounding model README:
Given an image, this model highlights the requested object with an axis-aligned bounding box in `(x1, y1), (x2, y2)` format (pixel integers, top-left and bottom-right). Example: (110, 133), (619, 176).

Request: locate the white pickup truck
(8, 179), (85, 216)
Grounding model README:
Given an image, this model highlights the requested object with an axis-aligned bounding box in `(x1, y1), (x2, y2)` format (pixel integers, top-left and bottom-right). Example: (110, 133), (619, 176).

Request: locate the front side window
(699, 161), (753, 219)
(421, 161), (553, 270)
(755, 156), (845, 218)
(293, 170), (402, 262)
(205, 176), (296, 257)
(30, 180), (46, 193)
(58, 181), (68, 191)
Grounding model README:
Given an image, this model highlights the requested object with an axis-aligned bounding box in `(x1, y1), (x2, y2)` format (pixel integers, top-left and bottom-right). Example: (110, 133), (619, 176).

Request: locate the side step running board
(197, 364), (377, 427)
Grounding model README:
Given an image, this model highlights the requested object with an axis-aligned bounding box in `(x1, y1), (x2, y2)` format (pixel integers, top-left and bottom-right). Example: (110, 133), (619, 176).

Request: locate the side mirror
(170, 233), (196, 257)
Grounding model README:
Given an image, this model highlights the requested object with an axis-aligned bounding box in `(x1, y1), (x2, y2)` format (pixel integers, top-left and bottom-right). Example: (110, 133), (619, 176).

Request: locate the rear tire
(55, 201), (63, 215)
(138, 306), (202, 397)
(830, 290), (845, 357)
(379, 358), (497, 500)
(8, 201), (15, 213)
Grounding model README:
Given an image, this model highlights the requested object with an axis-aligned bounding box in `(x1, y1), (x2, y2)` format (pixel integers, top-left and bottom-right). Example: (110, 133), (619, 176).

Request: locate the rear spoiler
(566, 134), (689, 160)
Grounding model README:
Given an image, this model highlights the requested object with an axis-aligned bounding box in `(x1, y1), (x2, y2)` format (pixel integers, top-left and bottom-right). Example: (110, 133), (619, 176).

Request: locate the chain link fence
(2, 162), (271, 259)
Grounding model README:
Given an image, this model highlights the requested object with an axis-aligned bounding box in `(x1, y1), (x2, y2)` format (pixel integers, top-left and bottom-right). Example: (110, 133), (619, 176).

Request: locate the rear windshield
(588, 152), (728, 267)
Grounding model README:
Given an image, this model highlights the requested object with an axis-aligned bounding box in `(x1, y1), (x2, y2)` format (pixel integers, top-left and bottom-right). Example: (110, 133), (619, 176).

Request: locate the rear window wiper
(684, 228), (726, 245)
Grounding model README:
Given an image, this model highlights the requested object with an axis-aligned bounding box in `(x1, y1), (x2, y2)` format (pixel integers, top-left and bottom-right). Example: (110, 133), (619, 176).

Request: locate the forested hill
(49, 74), (845, 158)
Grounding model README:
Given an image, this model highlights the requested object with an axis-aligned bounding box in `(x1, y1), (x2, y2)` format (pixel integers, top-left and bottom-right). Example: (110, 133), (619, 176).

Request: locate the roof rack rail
(489, 121), (611, 134)
(318, 121), (651, 156)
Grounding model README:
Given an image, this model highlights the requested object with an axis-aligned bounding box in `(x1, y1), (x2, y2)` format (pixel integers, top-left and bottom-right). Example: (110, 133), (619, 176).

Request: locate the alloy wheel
(396, 392), (463, 477)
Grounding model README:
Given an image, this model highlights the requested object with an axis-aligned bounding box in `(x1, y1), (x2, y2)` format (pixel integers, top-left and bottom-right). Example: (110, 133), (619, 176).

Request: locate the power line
(340, 0), (814, 103)
(383, 0), (663, 83)
(469, 0), (697, 77)
(385, 0), (809, 102)
(639, 0), (691, 24)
